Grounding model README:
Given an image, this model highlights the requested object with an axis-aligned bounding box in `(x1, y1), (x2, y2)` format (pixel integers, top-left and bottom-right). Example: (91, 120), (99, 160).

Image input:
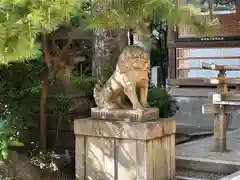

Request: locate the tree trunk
(40, 77), (48, 150)
(92, 29), (128, 83)
(40, 34), (50, 150)
(129, 29), (134, 45)
(157, 24), (168, 88)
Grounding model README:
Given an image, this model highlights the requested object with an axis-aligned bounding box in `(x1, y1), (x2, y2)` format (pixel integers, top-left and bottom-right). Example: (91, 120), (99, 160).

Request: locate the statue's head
(116, 45), (150, 73)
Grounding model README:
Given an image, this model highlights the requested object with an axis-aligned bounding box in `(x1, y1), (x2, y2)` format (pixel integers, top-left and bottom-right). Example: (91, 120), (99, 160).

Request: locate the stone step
(175, 156), (240, 180)
(176, 156), (240, 174)
(176, 169), (227, 180)
(175, 176), (207, 180)
(176, 170), (240, 180)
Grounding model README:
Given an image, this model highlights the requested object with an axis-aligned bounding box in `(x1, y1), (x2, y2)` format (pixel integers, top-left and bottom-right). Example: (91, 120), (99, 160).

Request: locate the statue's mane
(116, 45), (150, 73)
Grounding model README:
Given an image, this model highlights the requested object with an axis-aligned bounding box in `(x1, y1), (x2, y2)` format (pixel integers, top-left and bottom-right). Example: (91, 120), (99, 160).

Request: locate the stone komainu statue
(93, 45), (150, 109)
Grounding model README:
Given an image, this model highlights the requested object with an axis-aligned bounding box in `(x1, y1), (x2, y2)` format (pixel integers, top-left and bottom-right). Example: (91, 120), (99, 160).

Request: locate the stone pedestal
(91, 107), (159, 121)
(74, 118), (176, 180)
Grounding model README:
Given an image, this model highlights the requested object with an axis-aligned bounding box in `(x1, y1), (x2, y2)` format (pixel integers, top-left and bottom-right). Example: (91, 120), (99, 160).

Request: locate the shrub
(71, 73), (95, 100)
(0, 59), (45, 128)
(148, 84), (179, 118)
(0, 119), (24, 160)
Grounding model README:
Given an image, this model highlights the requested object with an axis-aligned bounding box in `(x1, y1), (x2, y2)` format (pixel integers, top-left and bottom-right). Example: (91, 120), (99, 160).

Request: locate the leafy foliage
(0, 60), (43, 160)
(53, 94), (72, 122)
(0, 0), (83, 64)
(0, 60), (74, 159)
(71, 73), (94, 99)
(148, 84), (179, 118)
(0, 0), (219, 65)
(0, 59), (45, 127)
(86, 0), (152, 29)
(86, 0), (219, 34)
(70, 0), (92, 28)
(53, 94), (72, 146)
(0, 119), (24, 160)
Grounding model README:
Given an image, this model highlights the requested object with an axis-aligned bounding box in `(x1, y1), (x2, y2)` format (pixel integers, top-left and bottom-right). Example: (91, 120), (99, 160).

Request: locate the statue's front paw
(142, 102), (150, 108)
(133, 103), (143, 110)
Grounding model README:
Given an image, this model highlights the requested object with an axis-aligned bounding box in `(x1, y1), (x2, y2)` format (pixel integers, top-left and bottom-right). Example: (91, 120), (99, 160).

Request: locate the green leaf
(1, 141), (8, 160)
(0, 0), (82, 64)
(0, 128), (16, 136)
(0, 153), (3, 161)
(8, 140), (24, 147)
(1, 148), (8, 160)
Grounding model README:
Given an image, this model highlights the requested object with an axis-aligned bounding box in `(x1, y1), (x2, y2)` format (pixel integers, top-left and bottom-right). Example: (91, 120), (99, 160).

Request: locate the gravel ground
(176, 169), (229, 180)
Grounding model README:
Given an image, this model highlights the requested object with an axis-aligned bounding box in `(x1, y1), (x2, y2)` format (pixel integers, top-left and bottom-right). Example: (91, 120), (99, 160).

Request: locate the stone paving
(176, 129), (240, 162)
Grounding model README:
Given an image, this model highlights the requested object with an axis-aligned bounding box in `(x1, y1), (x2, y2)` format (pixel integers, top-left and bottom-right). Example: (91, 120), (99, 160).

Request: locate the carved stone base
(91, 107), (159, 121)
(74, 118), (176, 180)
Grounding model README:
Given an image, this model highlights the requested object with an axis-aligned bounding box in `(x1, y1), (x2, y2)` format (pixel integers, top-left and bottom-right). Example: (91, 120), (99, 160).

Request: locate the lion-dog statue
(93, 45), (150, 109)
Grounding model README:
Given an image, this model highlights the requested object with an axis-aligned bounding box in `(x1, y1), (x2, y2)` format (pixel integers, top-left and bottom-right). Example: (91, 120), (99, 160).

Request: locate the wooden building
(168, 0), (240, 88)
(167, 0), (240, 130)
